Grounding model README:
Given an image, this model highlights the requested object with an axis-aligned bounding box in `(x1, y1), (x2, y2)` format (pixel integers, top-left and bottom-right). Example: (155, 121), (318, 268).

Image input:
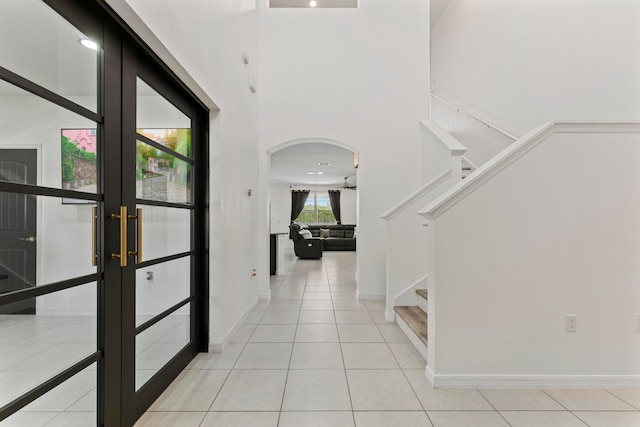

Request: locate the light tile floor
(134, 248), (640, 427)
(0, 310), (188, 426)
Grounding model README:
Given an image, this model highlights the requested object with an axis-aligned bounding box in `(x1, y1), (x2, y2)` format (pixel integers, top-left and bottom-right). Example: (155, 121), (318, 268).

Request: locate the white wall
(431, 0), (640, 136)
(259, 0), (430, 299)
(269, 183), (291, 234)
(427, 127), (640, 383)
(430, 96), (513, 168)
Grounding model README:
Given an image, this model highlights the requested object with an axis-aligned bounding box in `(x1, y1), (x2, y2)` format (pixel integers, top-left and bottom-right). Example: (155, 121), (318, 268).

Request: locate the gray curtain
(328, 190), (341, 224)
(290, 190), (310, 238)
(291, 190), (310, 223)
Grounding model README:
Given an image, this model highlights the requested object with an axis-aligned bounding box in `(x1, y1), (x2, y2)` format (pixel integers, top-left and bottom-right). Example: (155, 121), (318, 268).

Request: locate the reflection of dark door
(0, 149), (37, 314)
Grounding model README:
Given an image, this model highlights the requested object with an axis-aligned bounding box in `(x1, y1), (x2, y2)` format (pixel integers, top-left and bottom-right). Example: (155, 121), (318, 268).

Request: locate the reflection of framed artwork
(61, 129), (97, 204)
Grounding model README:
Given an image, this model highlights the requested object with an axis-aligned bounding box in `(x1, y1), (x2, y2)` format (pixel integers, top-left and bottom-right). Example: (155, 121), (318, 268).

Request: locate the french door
(0, 0), (209, 425)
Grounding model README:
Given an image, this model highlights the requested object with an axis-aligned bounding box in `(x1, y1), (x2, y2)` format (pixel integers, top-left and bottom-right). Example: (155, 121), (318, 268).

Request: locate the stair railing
(381, 121), (468, 322)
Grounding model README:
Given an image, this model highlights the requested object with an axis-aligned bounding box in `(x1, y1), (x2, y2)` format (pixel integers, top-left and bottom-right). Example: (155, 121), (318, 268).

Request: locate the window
(296, 192), (336, 224)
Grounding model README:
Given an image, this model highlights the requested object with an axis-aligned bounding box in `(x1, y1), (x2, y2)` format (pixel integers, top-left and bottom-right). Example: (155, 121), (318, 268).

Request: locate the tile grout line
(475, 389), (514, 427)
(326, 256), (357, 425)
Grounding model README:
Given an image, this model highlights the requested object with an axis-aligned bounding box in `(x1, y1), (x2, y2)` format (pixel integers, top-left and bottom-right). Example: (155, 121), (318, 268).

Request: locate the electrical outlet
(566, 314), (577, 332)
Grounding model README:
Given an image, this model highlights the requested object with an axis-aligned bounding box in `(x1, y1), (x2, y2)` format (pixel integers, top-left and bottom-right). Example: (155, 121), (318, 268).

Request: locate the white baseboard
(356, 290), (385, 301)
(428, 373), (640, 389)
(259, 289), (272, 301)
(209, 295), (259, 353)
(384, 309), (395, 323)
(425, 365), (436, 387)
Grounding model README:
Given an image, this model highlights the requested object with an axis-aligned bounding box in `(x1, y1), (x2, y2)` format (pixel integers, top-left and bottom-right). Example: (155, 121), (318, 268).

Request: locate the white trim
(384, 309), (395, 323)
(209, 295), (260, 352)
(430, 92), (519, 141)
(259, 289), (272, 301)
(267, 137), (358, 156)
(381, 170), (452, 220)
(419, 121), (640, 220)
(429, 373), (640, 389)
(356, 290), (385, 301)
(420, 120), (467, 155)
(425, 364), (436, 387)
(396, 313), (427, 362)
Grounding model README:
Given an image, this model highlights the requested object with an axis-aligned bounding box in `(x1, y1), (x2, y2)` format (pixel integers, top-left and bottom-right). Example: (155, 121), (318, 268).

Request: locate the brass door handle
(127, 208), (142, 264)
(18, 236), (36, 242)
(111, 206), (127, 267)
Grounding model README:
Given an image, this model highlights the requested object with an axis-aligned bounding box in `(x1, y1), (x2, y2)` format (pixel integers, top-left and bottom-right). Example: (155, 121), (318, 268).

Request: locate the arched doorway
(267, 138), (360, 292)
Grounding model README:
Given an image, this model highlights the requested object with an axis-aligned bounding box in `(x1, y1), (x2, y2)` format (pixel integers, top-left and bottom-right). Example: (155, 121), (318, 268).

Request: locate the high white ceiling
(270, 143), (357, 187)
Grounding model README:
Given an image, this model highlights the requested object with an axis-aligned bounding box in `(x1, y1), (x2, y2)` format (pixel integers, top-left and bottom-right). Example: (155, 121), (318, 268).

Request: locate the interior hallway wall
(431, 0), (640, 135)
(259, 0), (430, 299)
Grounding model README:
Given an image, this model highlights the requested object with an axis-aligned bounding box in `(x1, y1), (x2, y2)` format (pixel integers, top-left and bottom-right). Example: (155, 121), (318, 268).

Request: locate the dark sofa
(292, 224), (356, 251)
(289, 225), (323, 259)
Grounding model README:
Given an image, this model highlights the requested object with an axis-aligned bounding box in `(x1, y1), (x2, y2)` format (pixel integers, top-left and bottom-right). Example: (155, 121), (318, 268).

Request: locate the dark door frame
(0, 0), (209, 425)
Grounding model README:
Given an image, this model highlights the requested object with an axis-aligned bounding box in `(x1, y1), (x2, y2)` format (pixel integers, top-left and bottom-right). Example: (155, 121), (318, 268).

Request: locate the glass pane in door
(2, 362), (97, 426)
(0, 0), (99, 113)
(0, 80), (98, 194)
(136, 78), (191, 136)
(135, 304), (190, 390)
(135, 256), (190, 327)
(131, 74), (194, 393)
(138, 205), (190, 261)
(136, 141), (191, 204)
(0, 282), (97, 407)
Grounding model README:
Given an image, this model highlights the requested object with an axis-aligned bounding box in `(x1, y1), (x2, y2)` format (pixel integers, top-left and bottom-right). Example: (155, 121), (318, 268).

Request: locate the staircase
(394, 289), (428, 361)
(461, 156), (475, 179)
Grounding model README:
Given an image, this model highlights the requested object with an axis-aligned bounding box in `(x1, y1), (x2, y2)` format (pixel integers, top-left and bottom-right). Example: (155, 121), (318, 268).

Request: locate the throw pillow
(299, 229), (312, 239)
(320, 228), (331, 238)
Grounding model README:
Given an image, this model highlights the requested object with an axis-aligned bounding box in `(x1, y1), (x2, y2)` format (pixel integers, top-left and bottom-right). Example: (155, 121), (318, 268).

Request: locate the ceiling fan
(342, 176), (357, 190)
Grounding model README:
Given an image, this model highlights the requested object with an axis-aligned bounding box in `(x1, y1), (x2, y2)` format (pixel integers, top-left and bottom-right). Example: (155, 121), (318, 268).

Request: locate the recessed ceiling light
(317, 172), (323, 175)
(79, 38), (98, 51)
(309, 0), (317, 6)
(306, 172), (315, 175)
(318, 162), (331, 166)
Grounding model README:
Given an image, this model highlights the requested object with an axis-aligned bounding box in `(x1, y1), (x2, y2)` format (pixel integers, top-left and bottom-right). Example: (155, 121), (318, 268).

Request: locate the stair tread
(394, 305), (427, 345)
(415, 289), (428, 300)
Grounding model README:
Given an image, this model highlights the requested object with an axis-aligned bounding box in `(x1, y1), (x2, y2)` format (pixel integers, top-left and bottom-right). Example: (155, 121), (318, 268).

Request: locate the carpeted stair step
(394, 305), (427, 346)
